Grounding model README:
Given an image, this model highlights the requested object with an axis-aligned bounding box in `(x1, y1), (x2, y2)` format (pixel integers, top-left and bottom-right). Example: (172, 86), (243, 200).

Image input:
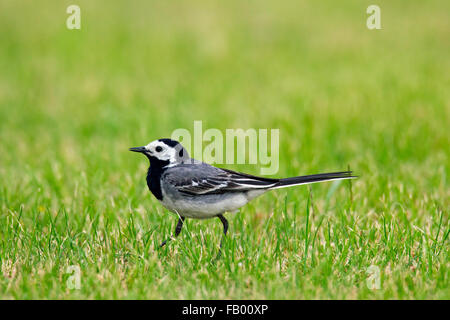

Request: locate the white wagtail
(130, 138), (355, 250)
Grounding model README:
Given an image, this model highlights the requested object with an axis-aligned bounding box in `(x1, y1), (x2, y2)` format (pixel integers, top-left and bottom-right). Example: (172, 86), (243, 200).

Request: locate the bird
(130, 138), (356, 253)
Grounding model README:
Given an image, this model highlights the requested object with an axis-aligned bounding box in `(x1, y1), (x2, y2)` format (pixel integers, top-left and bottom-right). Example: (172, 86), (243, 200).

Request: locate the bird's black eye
(155, 146), (163, 152)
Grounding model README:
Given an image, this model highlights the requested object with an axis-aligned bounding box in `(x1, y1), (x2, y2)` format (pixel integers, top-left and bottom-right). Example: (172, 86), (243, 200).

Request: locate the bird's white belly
(159, 189), (251, 219)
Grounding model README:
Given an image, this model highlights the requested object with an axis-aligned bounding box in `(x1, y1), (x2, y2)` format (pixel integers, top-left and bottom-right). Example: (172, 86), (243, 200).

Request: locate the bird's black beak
(129, 146), (147, 153)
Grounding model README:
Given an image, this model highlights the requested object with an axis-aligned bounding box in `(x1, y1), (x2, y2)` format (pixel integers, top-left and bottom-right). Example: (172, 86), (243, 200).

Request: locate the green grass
(0, 0), (449, 299)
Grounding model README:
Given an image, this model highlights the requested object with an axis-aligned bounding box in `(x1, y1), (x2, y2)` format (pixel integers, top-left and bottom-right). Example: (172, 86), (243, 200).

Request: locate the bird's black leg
(160, 217), (185, 247)
(214, 214), (228, 260)
(218, 214), (228, 239)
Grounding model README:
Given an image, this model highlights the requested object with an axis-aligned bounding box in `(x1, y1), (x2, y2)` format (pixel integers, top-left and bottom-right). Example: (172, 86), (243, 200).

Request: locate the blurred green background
(0, 0), (448, 299)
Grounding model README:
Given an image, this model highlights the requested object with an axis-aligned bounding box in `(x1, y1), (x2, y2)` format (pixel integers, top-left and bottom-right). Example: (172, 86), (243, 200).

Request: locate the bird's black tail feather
(271, 171), (356, 189)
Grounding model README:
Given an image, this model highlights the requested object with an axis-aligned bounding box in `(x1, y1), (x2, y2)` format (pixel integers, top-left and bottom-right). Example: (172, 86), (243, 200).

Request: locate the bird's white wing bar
(174, 175), (278, 195)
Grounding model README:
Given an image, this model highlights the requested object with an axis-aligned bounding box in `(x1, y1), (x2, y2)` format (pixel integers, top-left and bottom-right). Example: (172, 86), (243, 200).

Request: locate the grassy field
(0, 0), (448, 299)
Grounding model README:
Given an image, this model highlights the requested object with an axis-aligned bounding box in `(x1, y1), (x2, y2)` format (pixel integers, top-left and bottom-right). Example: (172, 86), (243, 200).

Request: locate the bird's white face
(144, 140), (178, 163)
(130, 138), (189, 166)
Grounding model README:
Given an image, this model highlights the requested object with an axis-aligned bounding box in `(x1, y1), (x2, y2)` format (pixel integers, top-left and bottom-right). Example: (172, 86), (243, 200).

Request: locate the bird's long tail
(271, 171), (356, 189)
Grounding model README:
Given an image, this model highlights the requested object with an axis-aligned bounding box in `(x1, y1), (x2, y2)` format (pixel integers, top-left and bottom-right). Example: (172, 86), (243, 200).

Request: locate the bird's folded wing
(163, 164), (279, 195)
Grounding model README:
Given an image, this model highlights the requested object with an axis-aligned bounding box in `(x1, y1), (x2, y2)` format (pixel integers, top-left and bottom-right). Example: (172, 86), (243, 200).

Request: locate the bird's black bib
(146, 158), (169, 200)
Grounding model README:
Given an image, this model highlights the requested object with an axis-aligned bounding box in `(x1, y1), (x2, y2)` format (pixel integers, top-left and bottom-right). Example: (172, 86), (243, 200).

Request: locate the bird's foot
(159, 236), (174, 247)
